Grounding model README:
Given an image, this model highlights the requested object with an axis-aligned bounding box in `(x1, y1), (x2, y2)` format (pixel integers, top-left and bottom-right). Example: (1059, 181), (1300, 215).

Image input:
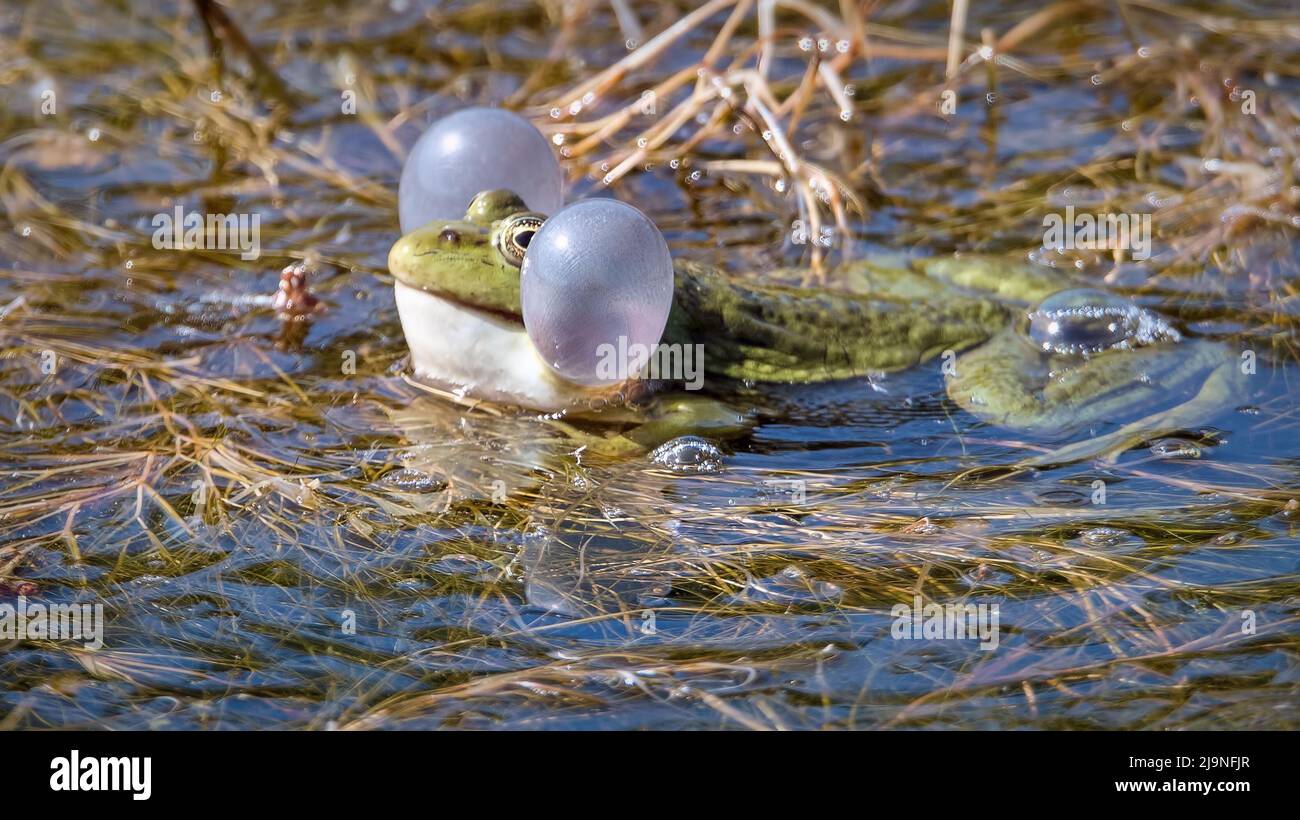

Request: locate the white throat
(394, 282), (618, 412)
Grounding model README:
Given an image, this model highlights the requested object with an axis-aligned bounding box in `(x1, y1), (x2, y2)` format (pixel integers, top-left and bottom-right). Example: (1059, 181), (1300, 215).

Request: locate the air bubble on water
(1079, 527), (1133, 548)
(649, 436), (724, 473)
(1027, 289), (1179, 355)
(978, 45), (994, 60)
(1149, 438), (1201, 459)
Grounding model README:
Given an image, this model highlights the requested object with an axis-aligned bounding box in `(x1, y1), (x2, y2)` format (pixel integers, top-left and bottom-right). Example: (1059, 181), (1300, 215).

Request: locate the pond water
(0, 0), (1297, 729)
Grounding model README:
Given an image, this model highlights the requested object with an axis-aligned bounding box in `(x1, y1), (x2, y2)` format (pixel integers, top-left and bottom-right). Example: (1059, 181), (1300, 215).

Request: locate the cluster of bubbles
(1026, 288), (1181, 356)
(398, 107), (674, 387)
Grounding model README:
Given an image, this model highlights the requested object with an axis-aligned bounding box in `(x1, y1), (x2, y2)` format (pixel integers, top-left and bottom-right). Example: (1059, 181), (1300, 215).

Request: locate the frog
(387, 189), (1247, 465)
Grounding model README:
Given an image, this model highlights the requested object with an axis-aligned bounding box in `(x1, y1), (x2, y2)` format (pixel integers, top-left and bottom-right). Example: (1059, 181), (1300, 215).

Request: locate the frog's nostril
(1027, 288), (1180, 355)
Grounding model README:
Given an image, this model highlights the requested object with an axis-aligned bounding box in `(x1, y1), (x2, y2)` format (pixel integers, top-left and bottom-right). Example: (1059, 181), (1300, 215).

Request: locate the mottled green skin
(388, 190), (530, 316)
(662, 260), (998, 381)
(389, 190), (1244, 461)
(387, 191), (1047, 381)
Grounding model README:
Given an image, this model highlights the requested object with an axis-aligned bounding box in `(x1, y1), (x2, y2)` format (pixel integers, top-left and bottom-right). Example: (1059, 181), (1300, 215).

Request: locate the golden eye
(496, 214), (545, 267)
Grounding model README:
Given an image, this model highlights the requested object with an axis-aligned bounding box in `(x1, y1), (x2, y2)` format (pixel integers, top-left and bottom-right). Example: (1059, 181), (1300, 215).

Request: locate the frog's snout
(388, 222), (463, 290)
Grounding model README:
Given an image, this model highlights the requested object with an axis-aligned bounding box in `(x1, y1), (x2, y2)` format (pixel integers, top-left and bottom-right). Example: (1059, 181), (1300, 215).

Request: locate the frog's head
(387, 189), (543, 319)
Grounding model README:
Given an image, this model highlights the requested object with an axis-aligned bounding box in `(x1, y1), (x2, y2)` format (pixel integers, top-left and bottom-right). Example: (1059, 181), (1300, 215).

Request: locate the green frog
(388, 189), (1246, 465)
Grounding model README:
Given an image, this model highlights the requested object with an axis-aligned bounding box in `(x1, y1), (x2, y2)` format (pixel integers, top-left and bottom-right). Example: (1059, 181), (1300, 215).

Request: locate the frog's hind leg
(1018, 357), (1246, 467)
(949, 332), (1247, 467)
(916, 256), (1071, 305)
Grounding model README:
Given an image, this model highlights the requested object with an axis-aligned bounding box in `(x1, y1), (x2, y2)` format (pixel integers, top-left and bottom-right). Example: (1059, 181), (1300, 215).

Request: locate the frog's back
(663, 259), (1013, 383)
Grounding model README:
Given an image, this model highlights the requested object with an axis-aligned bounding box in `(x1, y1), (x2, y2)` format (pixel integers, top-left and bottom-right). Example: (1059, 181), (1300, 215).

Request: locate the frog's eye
(496, 213), (545, 267)
(439, 228), (461, 245)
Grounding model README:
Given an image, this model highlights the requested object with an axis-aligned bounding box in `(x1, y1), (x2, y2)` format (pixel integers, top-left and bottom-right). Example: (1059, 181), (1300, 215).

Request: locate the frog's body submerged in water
(388, 190), (1245, 463)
